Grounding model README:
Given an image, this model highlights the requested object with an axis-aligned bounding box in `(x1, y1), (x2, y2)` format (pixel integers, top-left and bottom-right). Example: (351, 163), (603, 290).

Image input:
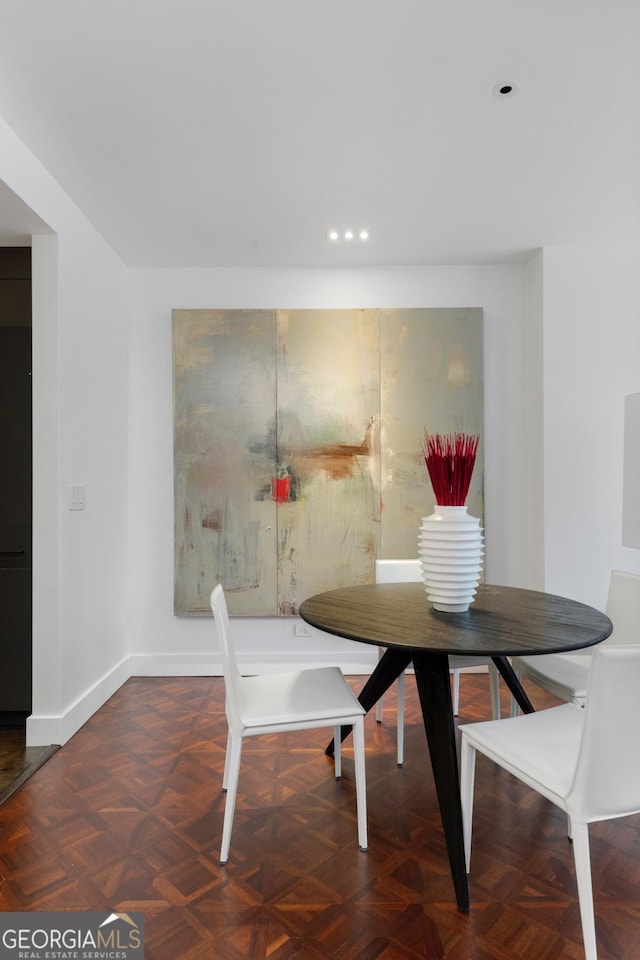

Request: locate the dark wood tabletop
(299, 582), (613, 656)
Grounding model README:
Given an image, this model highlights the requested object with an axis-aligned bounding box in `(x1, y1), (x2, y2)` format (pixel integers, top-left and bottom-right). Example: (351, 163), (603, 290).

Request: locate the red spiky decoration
(421, 431), (479, 506)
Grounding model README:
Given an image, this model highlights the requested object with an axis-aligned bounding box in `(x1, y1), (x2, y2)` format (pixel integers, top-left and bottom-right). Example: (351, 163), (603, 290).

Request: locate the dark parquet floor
(0, 726), (57, 805)
(0, 672), (639, 960)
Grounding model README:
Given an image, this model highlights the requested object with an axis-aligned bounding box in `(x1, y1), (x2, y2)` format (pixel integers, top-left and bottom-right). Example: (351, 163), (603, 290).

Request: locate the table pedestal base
(325, 648), (412, 759)
(325, 649), (536, 912)
(412, 650), (469, 912)
(326, 648), (469, 910)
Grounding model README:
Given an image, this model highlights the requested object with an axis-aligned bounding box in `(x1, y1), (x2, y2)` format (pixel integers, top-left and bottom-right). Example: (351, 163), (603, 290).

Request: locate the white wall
(128, 265), (535, 674)
(542, 246), (640, 609)
(0, 118), (131, 745)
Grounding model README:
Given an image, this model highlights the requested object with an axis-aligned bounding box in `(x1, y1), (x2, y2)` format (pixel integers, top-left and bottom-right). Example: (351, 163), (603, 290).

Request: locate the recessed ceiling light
(493, 81), (519, 98)
(327, 228), (370, 242)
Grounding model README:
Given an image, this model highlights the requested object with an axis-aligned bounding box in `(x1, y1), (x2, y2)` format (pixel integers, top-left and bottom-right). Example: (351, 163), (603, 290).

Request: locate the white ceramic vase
(418, 505), (484, 612)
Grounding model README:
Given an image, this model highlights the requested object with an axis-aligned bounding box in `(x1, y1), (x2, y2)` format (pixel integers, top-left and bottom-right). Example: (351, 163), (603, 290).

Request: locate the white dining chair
(210, 583), (368, 863)
(460, 644), (640, 960)
(374, 559), (501, 765)
(510, 570), (640, 711)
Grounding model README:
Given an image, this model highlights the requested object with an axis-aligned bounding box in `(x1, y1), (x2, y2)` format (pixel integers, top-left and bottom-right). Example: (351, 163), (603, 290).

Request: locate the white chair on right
(460, 644), (640, 960)
(511, 570), (640, 710)
(374, 559), (501, 765)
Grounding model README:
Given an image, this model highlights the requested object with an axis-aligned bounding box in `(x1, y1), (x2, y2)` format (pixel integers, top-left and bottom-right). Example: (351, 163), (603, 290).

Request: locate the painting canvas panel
(173, 309), (278, 615)
(173, 307), (483, 615)
(379, 308), (484, 558)
(274, 309), (380, 612)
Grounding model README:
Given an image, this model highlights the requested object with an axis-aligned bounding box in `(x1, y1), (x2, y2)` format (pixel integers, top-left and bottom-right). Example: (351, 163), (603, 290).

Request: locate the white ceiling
(0, 0), (639, 267)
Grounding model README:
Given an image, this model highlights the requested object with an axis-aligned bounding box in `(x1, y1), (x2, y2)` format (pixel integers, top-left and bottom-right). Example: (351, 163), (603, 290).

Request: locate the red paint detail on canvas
(271, 476), (291, 503)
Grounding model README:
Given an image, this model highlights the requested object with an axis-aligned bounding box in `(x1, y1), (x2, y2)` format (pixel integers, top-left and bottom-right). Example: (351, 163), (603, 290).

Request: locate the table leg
(324, 647), (412, 757)
(412, 650), (469, 913)
(491, 656), (535, 714)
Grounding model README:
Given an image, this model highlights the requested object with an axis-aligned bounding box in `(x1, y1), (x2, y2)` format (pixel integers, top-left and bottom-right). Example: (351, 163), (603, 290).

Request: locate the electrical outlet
(69, 484), (86, 510)
(294, 622), (313, 637)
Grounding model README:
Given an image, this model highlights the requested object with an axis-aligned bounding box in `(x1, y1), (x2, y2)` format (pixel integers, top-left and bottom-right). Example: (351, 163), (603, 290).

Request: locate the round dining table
(299, 581), (613, 912)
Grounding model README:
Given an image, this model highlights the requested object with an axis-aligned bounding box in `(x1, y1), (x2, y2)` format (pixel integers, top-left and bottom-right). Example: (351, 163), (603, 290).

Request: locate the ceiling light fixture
(493, 81), (519, 98)
(327, 229), (370, 242)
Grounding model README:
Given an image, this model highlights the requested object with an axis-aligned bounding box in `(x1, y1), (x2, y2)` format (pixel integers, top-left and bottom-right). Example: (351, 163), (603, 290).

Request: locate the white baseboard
(26, 655), (131, 747)
(26, 650), (489, 747)
(26, 649), (379, 747)
(128, 653), (219, 676)
(128, 649), (378, 676)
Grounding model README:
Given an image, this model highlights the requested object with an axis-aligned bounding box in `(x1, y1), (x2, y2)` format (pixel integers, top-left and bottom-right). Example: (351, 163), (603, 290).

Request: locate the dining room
(1, 3), (640, 959)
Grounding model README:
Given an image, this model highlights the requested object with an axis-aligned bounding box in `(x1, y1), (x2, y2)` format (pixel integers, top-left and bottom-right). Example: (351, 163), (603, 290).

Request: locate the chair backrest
(604, 570), (640, 645)
(210, 584), (245, 736)
(569, 644), (640, 821)
(375, 559), (422, 584)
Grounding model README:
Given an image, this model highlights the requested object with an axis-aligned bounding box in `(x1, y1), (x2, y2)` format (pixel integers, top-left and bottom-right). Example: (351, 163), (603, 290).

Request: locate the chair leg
(220, 735), (242, 864)
(510, 665), (521, 717)
(352, 715), (368, 851)
(222, 729), (232, 790)
(460, 736), (477, 874)
(488, 663), (501, 719)
(452, 667), (460, 716)
(375, 647), (385, 722)
(397, 669), (406, 765)
(333, 724), (342, 779)
(570, 820), (598, 960)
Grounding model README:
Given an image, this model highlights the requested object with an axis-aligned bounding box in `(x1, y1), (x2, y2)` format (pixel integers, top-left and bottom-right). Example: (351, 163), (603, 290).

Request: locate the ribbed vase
(418, 505), (484, 612)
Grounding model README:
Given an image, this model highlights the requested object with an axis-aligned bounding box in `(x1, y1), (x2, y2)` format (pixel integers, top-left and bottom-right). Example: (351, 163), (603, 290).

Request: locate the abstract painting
(379, 308), (484, 556)
(173, 310), (277, 615)
(173, 308), (483, 615)
(274, 309), (380, 613)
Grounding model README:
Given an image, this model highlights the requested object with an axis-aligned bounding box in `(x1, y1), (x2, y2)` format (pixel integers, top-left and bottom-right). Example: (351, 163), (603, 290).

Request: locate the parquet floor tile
(0, 726), (57, 804)
(0, 673), (638, 958)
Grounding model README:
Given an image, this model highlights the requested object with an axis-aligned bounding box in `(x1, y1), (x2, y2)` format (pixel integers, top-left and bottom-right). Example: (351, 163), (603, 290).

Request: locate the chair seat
(512, 653), (591, 704)
(449, 655), (492, 670)
(237, 667), (366, 729)
(461, 701), (584, 801)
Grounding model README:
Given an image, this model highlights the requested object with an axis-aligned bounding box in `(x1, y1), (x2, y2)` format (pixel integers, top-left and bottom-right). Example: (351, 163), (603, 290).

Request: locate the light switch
(69, 484), (86, 511)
